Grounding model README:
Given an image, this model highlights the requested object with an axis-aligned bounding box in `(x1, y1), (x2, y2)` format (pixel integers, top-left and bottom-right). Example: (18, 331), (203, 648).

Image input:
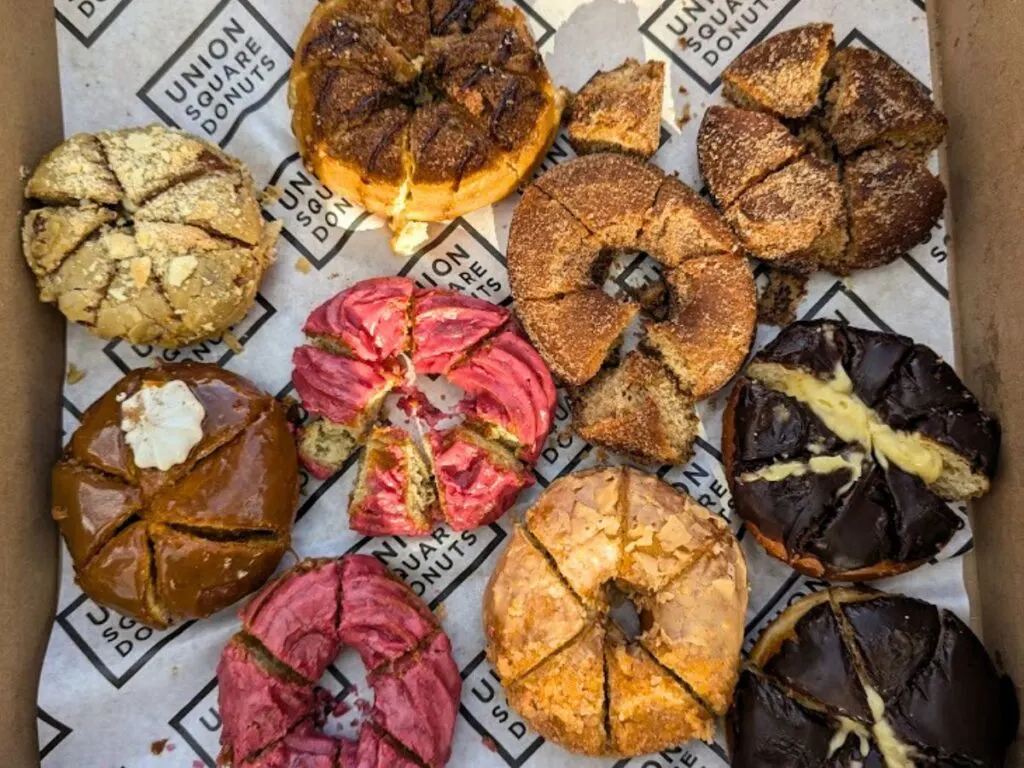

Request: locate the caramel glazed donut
(723, 320), (1000, 580)
(485, 467), (748, 757)
(729, 587), (1018, 767)
(51, 362), (298, 628)
(289, 0), (563, 230)
(507, 152), (758, 466)
(218, 556), (461, 767)
(292, 277), (556, 535)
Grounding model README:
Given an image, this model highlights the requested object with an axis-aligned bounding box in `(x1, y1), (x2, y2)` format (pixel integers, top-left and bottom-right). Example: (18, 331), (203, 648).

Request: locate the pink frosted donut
(218, 556), (460, 768)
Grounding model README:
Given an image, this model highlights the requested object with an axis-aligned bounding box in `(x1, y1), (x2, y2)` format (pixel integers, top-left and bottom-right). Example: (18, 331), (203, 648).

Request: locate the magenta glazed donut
(217, 556), (460, 768)
(291, 277), (556, 535)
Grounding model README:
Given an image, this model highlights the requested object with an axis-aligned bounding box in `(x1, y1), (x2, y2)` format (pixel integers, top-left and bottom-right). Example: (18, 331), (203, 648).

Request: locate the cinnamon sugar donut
(218, 556), (460, 767)
(483, 467), (748, 756)
(292, 277), (554, 534)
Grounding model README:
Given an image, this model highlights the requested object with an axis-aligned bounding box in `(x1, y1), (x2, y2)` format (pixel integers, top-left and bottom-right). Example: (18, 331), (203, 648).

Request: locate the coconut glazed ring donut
(292, 277), (555, 535)
(728, 587), (1018, 767)
(218, 556), (460, 768)
(723, 319), (1000, 580)
(508, 153), (757, 464)
(484, 467), (748, 756)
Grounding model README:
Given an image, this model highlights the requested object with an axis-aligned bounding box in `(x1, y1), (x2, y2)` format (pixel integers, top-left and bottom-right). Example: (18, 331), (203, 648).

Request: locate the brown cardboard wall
(0, 0), (66, 763)
(932, 1), (1024, 763)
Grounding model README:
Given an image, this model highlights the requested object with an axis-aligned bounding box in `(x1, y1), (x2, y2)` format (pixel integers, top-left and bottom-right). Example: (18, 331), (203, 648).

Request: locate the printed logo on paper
(347, 525), (507, 608)
(56, 596), (192, 688)
(533, 389), (592, 486)
(661, 440), (733, 519)
(103, 293), (276, 374)
(459, 652), (545, 767)
(55, 0), (135, 47)
(741, 574), (828, 651)
(138, 0), (294, 147)
(801, 280), (894, 332)
(263, 153), (374, 270)
(640, 0), (802, 93)
(38, 708), (72, 761)
(615, 741), (731, 767)
(399, 219), (510, 305)
(171, 668), (351, 768)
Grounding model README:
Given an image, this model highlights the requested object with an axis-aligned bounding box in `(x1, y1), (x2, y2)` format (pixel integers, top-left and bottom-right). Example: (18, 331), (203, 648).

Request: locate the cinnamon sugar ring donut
(484, 467), (748, 757)
(218, 556), (460, 768)
(700, 24), (948, 276)
(508, 153), (756, 463)
(292, 278), (553, 534)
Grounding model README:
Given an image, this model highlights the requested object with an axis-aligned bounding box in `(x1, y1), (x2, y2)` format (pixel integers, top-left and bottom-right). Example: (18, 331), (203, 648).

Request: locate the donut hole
(606, 582), (645, 640)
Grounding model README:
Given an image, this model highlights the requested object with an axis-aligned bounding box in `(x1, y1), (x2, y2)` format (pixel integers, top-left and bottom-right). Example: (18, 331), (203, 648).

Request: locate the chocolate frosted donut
(219, 556), (460, 768)
(723, 320), (999, 579)
(728, 588), (1018, 768)
(484, 467), (748, 757)
(292, 277), (552, 534)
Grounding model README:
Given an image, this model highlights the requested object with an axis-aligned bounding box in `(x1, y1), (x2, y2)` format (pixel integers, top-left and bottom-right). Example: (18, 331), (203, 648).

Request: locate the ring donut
(507, 153), (757, 464)
(218, 556), (460, 767)
(483, 467), (748, 756)
(291, 278), (555, 534)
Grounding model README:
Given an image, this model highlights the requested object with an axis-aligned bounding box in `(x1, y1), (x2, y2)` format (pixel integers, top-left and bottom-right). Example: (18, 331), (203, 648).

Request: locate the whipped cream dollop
(120, 379), (205, 470)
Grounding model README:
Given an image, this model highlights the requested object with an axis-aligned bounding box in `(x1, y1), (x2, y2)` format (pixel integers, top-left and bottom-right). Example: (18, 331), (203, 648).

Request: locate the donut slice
(505, 621), (608, 755)
(303, 277), (414, 363)
(483, 526), (589, 682)
(410, 288), (509, 375)
(349, 426), (437, 536)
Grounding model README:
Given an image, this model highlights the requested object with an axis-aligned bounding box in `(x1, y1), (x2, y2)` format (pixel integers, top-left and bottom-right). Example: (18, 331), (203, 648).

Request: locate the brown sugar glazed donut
(484, 467), (748, 757)
(289, 0), (563, 229)
(292, 277), (555, 535)
(218, 556), (461, 768)
(729, 587), (1018, 767)
(699, 24), (948, 275)
(508, 153), (757, 465)
(723, 320), (1000, 580)
(52, 362), (298, 628)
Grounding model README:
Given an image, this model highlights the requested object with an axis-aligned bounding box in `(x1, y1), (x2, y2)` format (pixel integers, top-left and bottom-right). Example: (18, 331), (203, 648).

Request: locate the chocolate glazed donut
(728, 587), (1018, 768)
(218, 556), (461, 768)
(723, 320), (999, 580)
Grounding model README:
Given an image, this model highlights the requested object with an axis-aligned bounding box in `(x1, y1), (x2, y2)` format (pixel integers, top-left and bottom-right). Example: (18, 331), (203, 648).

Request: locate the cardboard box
(1, 1), (1020, 765)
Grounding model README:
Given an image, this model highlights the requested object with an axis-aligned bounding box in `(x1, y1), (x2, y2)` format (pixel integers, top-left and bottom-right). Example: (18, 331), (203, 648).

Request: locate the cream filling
(827, 716), (872, 759)
(864, 685), (918, 768)
(739, 451), (865, 497)
(748, 362), (944, 485)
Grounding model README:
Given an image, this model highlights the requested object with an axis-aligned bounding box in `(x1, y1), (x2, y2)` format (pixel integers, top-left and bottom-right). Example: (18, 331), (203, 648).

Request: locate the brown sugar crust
(701, 25), (948, 275)
(722, 23), (835, 118)
(826, 47), (948, 157)
(725, 155), (848, 273)
(52, 362), (298, 628)
(290, 0), (563, 226)
(22, 126), (278, 348)
(843, 148), (947, 273)
(698, 106), (805, 208)
(484, 468), (747, 757)
(509, 153), (756, 461)
(567, 58), (665, 160)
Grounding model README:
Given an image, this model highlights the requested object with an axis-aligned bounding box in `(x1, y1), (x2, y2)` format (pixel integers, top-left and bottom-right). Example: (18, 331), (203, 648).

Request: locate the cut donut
(510, 154), (756, 461)
(723, 320), (999, 580)
(293, 279), (555, 534)
(485, 468), (748, 757)
(700, 24), (948, 277)
(218, 556), (460, 768)
(722, 23), (835, 118)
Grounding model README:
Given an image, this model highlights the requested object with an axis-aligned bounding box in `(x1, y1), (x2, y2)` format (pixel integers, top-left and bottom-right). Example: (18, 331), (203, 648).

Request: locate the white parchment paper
(39, 1), (964, 766)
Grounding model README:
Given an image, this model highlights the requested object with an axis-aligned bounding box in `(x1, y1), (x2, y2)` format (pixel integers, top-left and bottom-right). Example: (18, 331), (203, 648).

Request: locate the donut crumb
(66, 363), (88, 385)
